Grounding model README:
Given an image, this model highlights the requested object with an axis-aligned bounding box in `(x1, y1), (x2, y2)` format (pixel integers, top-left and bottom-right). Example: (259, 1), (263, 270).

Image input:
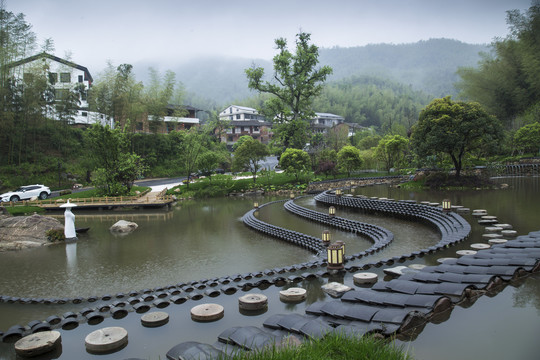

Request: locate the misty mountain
(133, 38), (489, 109)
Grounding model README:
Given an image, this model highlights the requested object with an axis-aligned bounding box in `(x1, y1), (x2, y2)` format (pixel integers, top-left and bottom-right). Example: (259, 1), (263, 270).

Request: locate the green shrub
(46, 228), (65, 242)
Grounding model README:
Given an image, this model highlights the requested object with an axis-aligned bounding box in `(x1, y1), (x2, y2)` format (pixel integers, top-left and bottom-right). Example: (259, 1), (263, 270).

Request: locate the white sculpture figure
(60, 200), (77, 240)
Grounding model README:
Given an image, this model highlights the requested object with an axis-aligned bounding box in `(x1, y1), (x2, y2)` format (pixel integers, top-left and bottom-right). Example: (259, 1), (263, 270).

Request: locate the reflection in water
(65, 242), (77, 272)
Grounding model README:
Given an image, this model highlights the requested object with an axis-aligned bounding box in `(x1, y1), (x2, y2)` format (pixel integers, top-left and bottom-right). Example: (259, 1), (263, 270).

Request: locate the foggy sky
(5, 0), (532, 74)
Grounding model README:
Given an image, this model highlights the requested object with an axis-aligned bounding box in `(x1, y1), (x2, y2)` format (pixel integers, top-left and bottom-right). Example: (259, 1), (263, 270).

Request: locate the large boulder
(0, 213), (63, 251)
(109, 220), (138, 234)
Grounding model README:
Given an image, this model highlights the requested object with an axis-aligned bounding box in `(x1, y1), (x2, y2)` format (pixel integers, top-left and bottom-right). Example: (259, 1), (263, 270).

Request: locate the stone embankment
(306, 176), (406, 193)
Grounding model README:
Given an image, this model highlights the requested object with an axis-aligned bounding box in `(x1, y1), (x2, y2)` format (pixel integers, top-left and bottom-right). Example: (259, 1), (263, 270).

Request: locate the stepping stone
(481, 215), (498, 220)
(408, 264), (427, 270)
(485, 227), (503, 233)
(85, 327), (128, 354)
(238, 294), (268, 311)
(141, 311), (169, 327)
(191, 304), (224, 322)
(166, 341), (224, 360)
(321, 282), (352, 298)
(456, 208), (470, 214)
(353, 272), (378, 285)
(495, 224), (513, 229)
(279, 288), (307, 302)
(478, 219), (498, 225)
(488, 238), (508, 245)
(471, 243), (491, 250)
(437, 257), (457, 264)
(15, 331), (61, 357)
(472, 209), (488, 216)
(428, 202), (439, 206)
(501, 230), (517, 238)
(482, 233), (503, 239)
(383, 266), (410, 276)
(456, 250), (477, 256)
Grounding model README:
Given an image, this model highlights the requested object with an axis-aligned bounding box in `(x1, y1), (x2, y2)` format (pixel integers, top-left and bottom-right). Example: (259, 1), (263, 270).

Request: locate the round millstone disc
(456, 250), (477, 256)
(482, 233), (503, 239)
(437, 257), (456, 264)
(481, 215), (498, 220)
(279, 287), (307, 302)
(190, 304), (224, 322)
(472, 209), (488, 216)
(501, 230), (517, 237)
(478, 219), (498, 225)
(353, 272), (378, 285)
(488, 238), (508, 245)
(238, 294), (268, 311)
(408, 264), (427, 270)
(85, 327), (128, 353)
(141, 311), (169, 327)
(471, 243), (491, 250)
(15, 331), (61, 357)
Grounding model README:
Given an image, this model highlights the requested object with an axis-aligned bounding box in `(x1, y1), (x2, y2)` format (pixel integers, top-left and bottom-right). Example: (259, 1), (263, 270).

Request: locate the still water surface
(0, 177), (538, 359)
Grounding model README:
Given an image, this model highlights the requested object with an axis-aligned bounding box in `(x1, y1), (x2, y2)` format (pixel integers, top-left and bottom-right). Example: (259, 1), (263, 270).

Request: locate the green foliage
(411, 97), (503, 177)
(312, 75), (432, 134)
(233, 138), (269, 182)
(457, 4), (540, 128)
(514, 122), (540, 154)
(46, 228), (65, 242)
(246, 32), (332, 150)
(374, 134), (409, 172)
(279, 148), (310, 181)
(337, 145), (363, 177)
(217, 332), (412, 360)
(85, 124), (146, 195)
(4, 206), (44, 216)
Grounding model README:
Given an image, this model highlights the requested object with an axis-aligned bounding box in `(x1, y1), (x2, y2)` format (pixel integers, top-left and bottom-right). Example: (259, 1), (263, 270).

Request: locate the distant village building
(135, 104), (201, 134)
(7, 52), (112, 127)
(310, 112), (367, 137)
(218, 105), (272, 147)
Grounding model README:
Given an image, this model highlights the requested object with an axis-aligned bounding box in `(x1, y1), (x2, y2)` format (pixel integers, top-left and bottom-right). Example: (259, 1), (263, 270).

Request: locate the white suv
(0, 184), (51, 202)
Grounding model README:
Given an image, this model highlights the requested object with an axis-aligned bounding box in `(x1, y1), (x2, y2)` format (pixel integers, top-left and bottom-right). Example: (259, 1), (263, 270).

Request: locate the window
(78, 75), (83, 83)
(55, 89), (68, 100)
(82, 112), (88, 117)
(48, 72), (58, 84)
(60, 72), (71, 83)
(236, 114), (240, 120)
(136, 122), (143, 131)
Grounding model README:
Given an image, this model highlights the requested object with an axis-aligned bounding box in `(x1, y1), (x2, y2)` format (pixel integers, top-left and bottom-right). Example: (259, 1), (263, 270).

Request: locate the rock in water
(109, 220), (138, 234)
(0, 214), (63, 251)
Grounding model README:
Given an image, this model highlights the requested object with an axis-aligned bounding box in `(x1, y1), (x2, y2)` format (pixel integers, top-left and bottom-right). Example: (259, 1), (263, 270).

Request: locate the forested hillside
(145, 38), (488, 107)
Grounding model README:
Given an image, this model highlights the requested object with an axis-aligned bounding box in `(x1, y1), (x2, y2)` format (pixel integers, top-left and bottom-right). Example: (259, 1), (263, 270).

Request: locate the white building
(8, 52), (112, 127)
(219, 105), (267, 122)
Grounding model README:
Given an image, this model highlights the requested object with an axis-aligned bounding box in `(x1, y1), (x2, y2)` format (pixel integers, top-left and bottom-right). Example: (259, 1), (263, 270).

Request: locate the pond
(0, 177), (538, 359)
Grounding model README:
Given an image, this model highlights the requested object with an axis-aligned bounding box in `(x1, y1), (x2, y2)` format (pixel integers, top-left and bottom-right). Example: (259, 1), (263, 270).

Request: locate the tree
(374, 134), (409, 172)
(233, 137), (269, 182)
(245, 32), (332, 149)
(457, 3), (540, 128)
(337, 145), (363, 177)
(411, 96), (503, 178)
(85, 123), (146, 195)
(177, 128), (209, 188)
(279, 148), (310, 182)
(315, 148), (338, 178)
(514, 122), (540, 154)
(197, 151), (220, 181)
